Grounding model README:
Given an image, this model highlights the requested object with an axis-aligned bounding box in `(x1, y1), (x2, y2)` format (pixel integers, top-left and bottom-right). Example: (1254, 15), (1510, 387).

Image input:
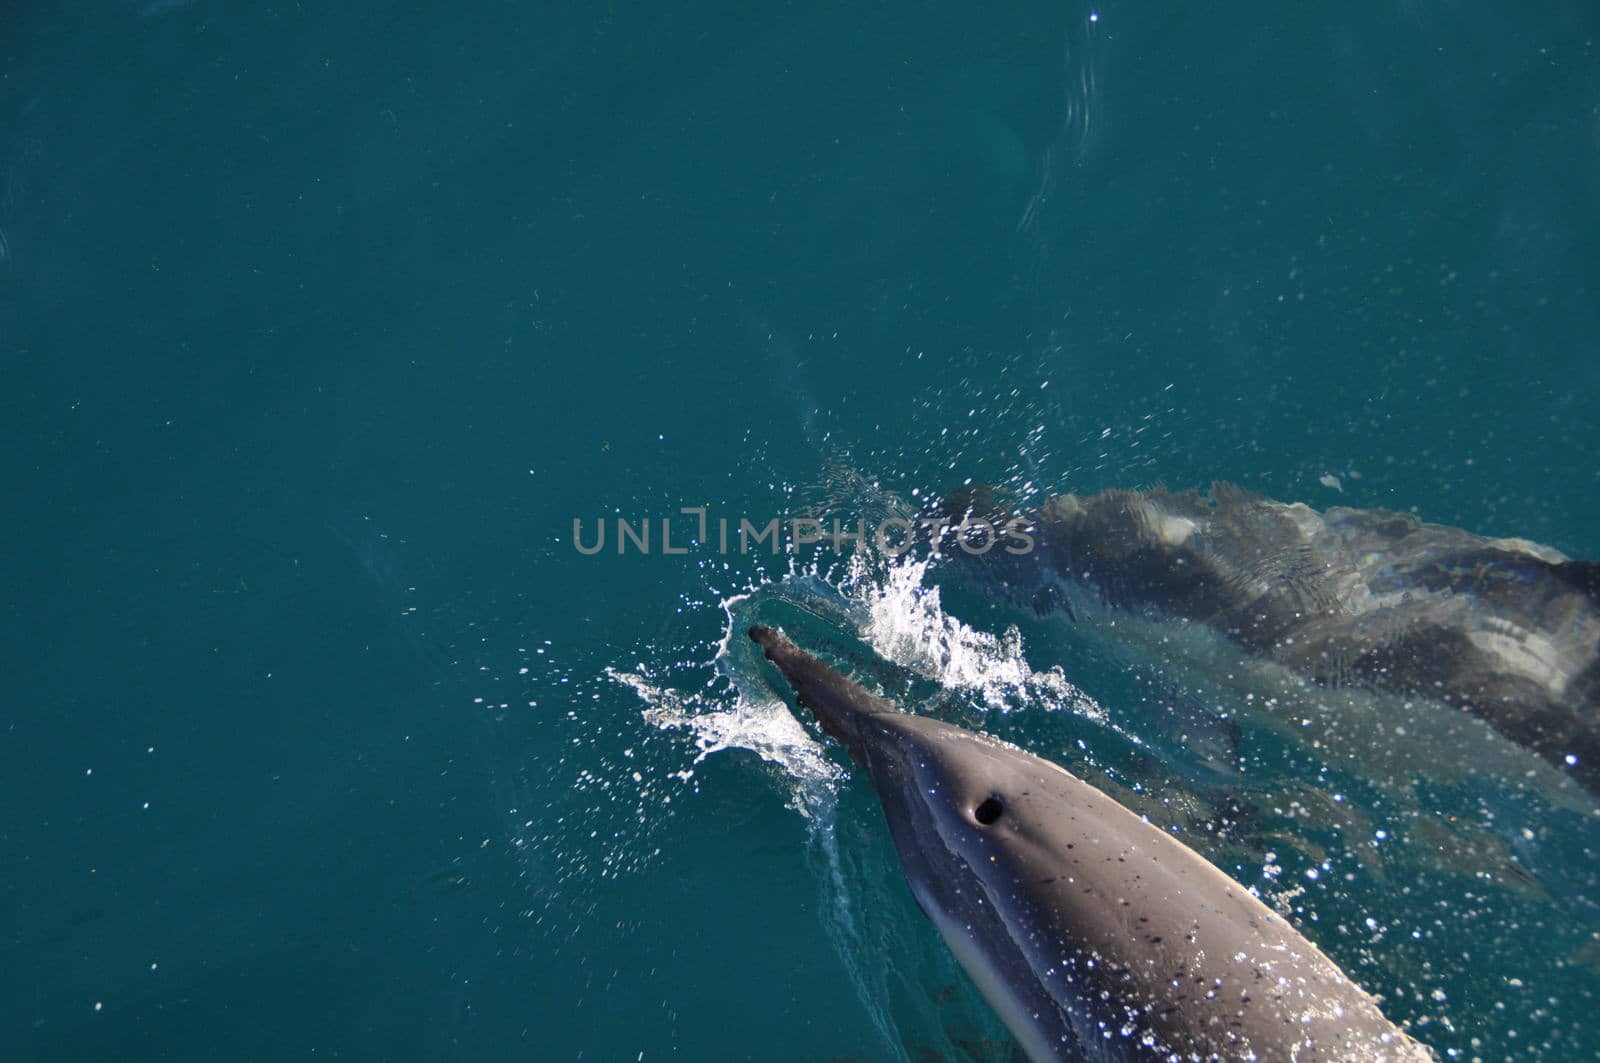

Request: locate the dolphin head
(749, 624), (1023, 880)
(748, 625), (1012, 845)
(748, 624), (1435, 1062)
(750, 624), (1092, 1057)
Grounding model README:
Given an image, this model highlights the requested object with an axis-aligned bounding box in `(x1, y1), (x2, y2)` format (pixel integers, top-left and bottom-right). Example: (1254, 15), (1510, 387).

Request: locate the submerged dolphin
(750, 625), (1433, 1062)
(933, 483), (1600, 797)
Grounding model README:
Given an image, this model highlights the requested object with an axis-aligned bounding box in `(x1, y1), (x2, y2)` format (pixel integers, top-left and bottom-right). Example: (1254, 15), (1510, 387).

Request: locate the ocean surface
(4, 3), (1598, 1060)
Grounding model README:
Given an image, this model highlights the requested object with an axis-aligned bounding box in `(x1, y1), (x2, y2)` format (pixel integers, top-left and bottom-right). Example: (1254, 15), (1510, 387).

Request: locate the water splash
(839, 552), (1102, 719)
(608, 666), (842, 820)
(625, 552), (1107, 810)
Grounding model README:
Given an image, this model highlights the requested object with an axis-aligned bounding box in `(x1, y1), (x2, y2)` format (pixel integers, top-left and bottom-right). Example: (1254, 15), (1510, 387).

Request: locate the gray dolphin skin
(935, 483), (1600, 797)
(749, 625), (1434, 1062)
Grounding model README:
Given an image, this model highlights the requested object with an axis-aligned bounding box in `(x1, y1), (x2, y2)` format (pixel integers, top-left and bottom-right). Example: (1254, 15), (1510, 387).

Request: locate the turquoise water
(4, 3), (1598, 1060)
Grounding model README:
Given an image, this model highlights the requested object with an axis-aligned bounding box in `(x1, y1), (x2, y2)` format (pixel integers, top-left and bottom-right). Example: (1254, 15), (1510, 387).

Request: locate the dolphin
(749, 624), (1434, 1062)
(931, 482), (1600, 798)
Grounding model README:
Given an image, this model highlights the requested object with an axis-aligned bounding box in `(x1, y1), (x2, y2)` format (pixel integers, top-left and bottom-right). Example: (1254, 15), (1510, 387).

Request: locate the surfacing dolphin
(934, 483), (1600, 798)
(749, 625), (1434, 1062)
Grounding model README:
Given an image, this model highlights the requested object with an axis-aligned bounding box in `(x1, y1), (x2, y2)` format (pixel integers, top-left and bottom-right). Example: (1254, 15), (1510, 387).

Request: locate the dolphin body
(750, 625), (1433, 1062)
(933, 483), (1600, 798)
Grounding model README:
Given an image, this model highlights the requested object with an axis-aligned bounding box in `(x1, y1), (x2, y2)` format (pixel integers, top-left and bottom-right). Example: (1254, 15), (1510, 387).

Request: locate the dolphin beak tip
(748, 625), (788, 658)
(745, 626), (882, 765)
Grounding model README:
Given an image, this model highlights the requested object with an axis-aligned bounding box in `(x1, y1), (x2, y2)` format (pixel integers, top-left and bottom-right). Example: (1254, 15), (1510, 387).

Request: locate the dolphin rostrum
(749, 624), (1434, 1062)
